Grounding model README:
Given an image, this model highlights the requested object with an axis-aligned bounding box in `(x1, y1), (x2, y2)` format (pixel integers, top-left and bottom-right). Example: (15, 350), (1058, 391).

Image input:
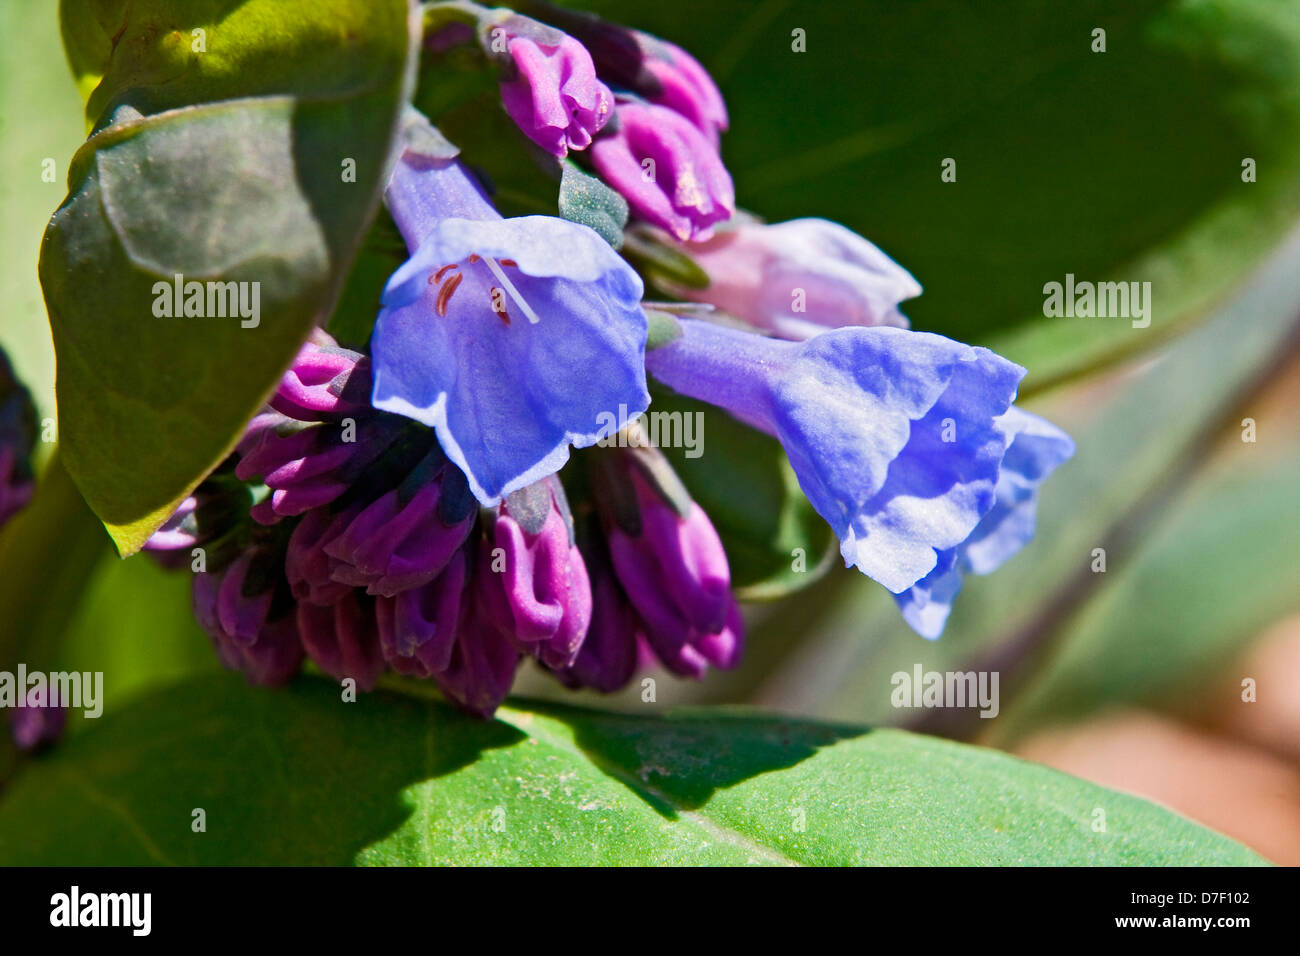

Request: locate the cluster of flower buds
(430, 1), (735, 242)
(559, 430), (742, 690)
(147, 333), (741, 715)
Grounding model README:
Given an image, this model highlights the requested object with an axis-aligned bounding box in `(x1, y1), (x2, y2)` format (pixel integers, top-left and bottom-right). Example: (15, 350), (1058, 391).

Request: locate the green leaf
(558, 159), (628, 248)
(581, 0), (1300, 389)
(648, 389), (837, 599)
(0, 674), (1263, 865)
(44, 0), (418, 554)
(993, 446), (1300, 742)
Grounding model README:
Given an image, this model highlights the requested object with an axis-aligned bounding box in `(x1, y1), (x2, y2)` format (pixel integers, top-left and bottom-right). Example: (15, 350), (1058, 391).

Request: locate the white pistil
(484, 257), (541, 325)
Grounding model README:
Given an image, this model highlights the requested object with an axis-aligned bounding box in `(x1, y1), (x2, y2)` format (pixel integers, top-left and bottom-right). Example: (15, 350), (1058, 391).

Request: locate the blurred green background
(2, 0), (1299, 862)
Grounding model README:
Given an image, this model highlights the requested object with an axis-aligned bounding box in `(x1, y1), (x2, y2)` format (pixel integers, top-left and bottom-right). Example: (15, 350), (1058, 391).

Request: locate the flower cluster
(146, 3), (1072, 715)
(471, 5), (734, 241)
(147, 332), (740, 715)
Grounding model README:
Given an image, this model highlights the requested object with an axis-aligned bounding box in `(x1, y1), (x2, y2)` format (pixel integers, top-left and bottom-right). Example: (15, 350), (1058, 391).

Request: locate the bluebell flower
(895, 406), (1074, 637)
(644, 318), (1073, 636)
(370, 125), (650, 506)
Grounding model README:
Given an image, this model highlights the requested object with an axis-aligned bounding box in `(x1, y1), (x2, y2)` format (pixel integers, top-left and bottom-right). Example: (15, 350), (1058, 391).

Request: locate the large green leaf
(580, 0), (1300, 390)
(0, 674), (1262, 865)
(42, 0), (418, 554)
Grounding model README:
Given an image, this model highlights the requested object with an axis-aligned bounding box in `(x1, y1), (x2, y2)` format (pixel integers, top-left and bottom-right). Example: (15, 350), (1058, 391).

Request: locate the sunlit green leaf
(0, 675), (1263, 865)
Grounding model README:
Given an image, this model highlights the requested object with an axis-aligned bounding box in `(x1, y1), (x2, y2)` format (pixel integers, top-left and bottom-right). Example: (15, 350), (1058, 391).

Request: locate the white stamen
(484, 257), (541, 325)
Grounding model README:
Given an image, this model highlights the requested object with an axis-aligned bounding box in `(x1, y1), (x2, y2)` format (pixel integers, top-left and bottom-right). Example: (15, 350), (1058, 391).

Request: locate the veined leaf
(0, 674), (1263, 865)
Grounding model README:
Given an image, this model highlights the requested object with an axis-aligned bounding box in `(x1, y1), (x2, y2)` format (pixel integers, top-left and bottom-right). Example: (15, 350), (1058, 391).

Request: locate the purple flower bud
(145, 476), (256, 570)
(269, 331), (371, 422)
(590, 101), (733, 241)
(236, 411), (405, 523)
(521, 12), (727, 141)
(297, 593), (387, 691)
(216, 550), (275, 641)
(284, 504), (362, 606)
(193, 558), (303, 687)
(675, 218), (921, 339)
(597, 449), (739, 673)
(553, 539), (640, 692)
(491, 476), (592, 669)
(0, 349), (37, 529)
(323, 451), (476, 597)
(10, 687), (67, 752)
(497, 21), (613, 156)
(375, 548), (467, 677)
(635, 35), (728, 145)
(145, 495), (202, 552)
(432, 541), (521, 717)
(643, 596), (744, 678)
(0, 446), (34, 529)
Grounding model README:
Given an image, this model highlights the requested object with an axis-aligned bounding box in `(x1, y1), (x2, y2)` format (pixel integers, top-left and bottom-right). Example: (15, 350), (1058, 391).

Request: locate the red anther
(436, 273), (463, 317)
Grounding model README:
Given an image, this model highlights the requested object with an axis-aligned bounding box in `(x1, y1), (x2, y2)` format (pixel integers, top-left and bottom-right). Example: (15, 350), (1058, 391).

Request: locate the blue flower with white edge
(895, 406), (1074, 638)
(644, 318), (1074, 636)
(370, 128), (649, 506)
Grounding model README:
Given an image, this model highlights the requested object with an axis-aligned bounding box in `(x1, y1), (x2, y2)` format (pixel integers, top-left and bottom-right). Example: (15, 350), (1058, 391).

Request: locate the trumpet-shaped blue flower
(644, 319), (1073, 635)
(895, 406), (1074, 637)
(370, 133), (650, 506)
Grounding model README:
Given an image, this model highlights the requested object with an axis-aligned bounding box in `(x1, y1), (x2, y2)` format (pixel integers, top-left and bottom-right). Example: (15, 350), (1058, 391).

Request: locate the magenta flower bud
(432, 542), (521, 717)
(10, 687), (68, 752)
(553, 538), (641, 692)
(284, 504), (362, 606)
(593, 445), (742, 676)
(518, 10), (727, 141)
(0, 446), (34, 529)
(145, 485), (238, 573)
(269, 331), (371, 422)
(644, 596), (745, 678)
(375, 548), (467, 677)
(145, 494), (202, 552)
(297, 593), (387, 691)
(676, 218), (921, 339)
(0, 349), (37, 529)
(636, 36), (728, 145)
(492, 476), (592, 669)
(193, 561), (303, 687)
(604, 459), (730, 636)
(236, 411), (406, 524)
(324, 451), (476, 597)
(216, 550), (275, 641)
(590, 101), (733, 241)
(497, 20), (613, 157)
(434, 615), (519, 717)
